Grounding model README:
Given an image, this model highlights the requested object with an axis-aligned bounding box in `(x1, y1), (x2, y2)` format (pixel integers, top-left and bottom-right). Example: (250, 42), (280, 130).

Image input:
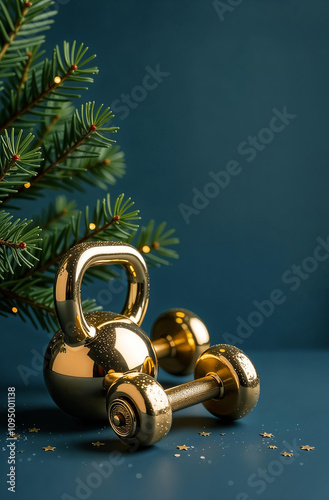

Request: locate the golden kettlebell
(44, 241), (156, 420)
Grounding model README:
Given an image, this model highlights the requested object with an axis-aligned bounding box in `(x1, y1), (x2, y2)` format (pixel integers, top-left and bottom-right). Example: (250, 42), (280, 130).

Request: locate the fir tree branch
(0, 209), (41, 278)
(1, 103), (116, 205)
(16, 50), (33, 107)
(35, 112), (60, 148)
(24, 215), (119, 278)
(0, 3), (30, 63)
(0, 155), (16, 182)
(0, 285), (56, 315)
(2, 125), (98, 204)
(0, 129), (42, 192)
(0, 237), (24, 249)
(0, 0), (180, 331)
(0, 65), (74, 133)
(130, 219), (179, 267)
(18, 193), (139, 280)
(33, 125), (95, 183)
(41, 207), (68, 229)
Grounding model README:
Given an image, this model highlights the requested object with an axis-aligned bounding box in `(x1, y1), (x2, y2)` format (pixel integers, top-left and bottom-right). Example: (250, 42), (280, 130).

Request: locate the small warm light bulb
(175, 318), (183, 324)
(54, 76), (61, 84)
(219, 348), (226, 353)
(176, 311), (185, 318)
(12, 307), (18, 314)
(24, 182), (30, 189)
(142, 245), (150, 253)
(89, 222), (96, 230)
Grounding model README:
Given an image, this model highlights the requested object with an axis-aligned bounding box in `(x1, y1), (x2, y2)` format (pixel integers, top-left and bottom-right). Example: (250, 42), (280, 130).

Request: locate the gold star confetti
(177, 445), (190, 451)
(10, 433), (20, 439)
(282, 452), (293, 457)
(28, 427), (40, 433)
(259, 432), (274, 438)
(268, 445), (278, 449)
(220, 433), (226, 436)
(200, 456), (205, 459)
(92, 441), (105, 447)
(199, 432), (211, 436)
(174, 454), (180, 457)
(43, 446), (56, 452)
(300, 445), (315, 451)
(17, 450), (24, 453)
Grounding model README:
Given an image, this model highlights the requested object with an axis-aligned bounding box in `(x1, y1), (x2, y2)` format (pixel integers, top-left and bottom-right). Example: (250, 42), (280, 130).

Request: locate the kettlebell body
(44, 241), (156, 420)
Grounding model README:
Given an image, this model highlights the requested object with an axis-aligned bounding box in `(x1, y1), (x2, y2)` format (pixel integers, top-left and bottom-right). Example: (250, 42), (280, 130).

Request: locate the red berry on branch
(19, 242), (27, 250)
(13, 154), (20, 162)
(114, 215), (120, 222)
(25, 1), (32, 7)
(90, 124), (97, 131)
(71, 64), (78, 70)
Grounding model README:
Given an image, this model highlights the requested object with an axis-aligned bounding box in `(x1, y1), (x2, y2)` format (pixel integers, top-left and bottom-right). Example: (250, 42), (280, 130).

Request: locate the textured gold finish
(165, 374), (221, 412)
(107, 372), (172, 446)
(44, 241), (155, 420)
(151, 308), (210, 375)
(44, 311), (157, 420)
(54, 241), (150, 346)
(107, 344), (260, 446)
(194, 344), (260, 420)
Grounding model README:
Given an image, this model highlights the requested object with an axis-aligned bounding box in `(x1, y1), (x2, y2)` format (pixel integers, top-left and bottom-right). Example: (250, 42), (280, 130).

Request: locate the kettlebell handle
(54, 241), (149, 345)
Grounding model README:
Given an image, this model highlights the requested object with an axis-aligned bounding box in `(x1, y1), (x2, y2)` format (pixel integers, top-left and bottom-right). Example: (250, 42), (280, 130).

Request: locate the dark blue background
(1, 3), (329, 500)
(6, 0), (329, 348)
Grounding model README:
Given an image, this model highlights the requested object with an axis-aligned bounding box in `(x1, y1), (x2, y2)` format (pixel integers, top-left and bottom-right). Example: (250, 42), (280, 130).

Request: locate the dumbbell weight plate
(194, 344), (260, 420)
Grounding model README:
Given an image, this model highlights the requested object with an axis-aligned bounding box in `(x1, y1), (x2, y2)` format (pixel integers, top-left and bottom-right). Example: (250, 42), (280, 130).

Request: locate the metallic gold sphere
(194, 344), (260, 420)
(107, 373), (172, 446)
(44, 311), (157, 420)
(151, 308), (210, 375)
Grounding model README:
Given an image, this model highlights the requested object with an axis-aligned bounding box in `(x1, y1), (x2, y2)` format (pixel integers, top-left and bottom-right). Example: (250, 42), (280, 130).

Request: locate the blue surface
(4, 0), (329, 348)
(0, 339), (328, 500)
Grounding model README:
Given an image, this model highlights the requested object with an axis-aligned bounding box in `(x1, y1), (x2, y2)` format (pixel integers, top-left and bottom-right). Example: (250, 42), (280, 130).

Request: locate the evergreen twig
(0, 0), (179, 332)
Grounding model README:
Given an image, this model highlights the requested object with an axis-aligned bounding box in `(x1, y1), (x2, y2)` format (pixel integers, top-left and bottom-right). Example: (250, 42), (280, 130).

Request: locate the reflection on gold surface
(194, 344), (260, 420)
(189, 317), (211, 345)
(44, 311), (157, 420)
(151, 308), (211, 375)
(107, 373), (172, 446)
(54, 241), (150, 346)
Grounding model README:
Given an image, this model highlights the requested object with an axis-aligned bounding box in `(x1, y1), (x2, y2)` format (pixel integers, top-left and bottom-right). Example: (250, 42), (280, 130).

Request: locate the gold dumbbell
(150, 308), (210, 375)
(107, 344), (260, 446)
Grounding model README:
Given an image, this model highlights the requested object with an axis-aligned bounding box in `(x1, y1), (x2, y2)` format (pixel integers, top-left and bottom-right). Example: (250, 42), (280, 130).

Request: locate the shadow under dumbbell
(170, 414), (240, 432)
(74, 437), (138, 455)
